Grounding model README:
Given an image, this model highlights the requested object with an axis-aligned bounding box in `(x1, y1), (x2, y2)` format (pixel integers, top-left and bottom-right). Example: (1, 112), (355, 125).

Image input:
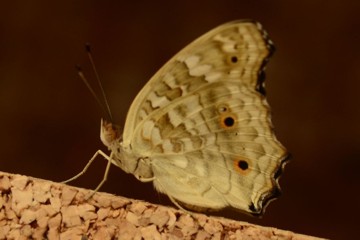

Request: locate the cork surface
(0, 171), (326, 239)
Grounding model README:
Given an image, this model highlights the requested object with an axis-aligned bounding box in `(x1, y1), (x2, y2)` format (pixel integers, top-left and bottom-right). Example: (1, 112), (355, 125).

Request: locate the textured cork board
(0, 171), (326, 239)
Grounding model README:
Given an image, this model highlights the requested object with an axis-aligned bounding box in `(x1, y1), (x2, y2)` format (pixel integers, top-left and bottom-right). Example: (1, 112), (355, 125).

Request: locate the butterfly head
(100, 118), (145, 175)
(100, 118), (121, 149)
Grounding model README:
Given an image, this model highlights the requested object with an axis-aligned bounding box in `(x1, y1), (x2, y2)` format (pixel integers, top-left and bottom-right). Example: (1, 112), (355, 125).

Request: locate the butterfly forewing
(123, 21), (271, 141)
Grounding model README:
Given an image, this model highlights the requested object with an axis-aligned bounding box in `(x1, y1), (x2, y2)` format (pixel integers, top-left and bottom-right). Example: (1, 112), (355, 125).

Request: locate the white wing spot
(151, 127), (162, 145)
(142, 120), (155, 139)
(189, 64), (212, 77)
(228, 69), (242, 78)
(163, 73), (177, 88)
(184, 55), (200, 69)
(168, 110), (183, 127)
(205, 71), (222, 82)
(138, 109), (147, 120)
(222, 42), (238, 53)
(148, 91), (170, 108)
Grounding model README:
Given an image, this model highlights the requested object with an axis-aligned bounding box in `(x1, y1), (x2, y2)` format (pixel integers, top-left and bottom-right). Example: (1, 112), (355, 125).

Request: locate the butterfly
(67, 20), (289, 216)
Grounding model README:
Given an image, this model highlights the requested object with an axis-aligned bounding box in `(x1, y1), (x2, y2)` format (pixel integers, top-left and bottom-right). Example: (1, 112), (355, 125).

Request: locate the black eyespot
(238, 160), (248, 170)
(230, 56), (238, 63)
(224, 117), (235, 127)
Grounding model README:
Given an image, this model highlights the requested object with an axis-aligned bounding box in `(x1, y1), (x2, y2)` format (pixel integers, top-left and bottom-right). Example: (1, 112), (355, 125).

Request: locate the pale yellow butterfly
(66, 20), (289, 216)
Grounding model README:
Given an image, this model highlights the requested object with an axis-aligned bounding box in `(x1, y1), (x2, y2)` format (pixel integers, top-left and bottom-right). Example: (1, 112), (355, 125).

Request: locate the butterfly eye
(233, 159), (251, 175)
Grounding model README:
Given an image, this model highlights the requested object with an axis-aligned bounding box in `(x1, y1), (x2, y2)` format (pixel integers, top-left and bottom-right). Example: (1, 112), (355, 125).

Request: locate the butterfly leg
(62, 150), (112, 184)
(168, 195), (201, 224)
(89, 151), (113, 197)
(168, 195), (188, 212)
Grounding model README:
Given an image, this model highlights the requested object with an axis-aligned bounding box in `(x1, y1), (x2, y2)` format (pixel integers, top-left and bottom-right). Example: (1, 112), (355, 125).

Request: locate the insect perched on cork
(63, 20), (289, 216)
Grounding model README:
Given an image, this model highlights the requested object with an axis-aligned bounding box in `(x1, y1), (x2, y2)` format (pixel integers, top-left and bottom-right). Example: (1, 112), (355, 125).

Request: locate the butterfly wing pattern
(102, 20), (289, 216)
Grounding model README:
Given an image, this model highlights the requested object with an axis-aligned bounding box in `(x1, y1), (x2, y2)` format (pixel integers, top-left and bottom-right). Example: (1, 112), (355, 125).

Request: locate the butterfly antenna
(75, 65), (112, 121)
(81, 43), (113, 121)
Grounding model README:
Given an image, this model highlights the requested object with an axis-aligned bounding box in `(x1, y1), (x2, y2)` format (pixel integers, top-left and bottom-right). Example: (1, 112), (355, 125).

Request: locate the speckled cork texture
(0, 171), (326, 239)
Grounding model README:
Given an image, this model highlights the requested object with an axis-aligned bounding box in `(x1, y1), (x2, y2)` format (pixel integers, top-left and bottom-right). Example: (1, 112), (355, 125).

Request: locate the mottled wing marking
(123, 21), (271, 140)
(121, 21), (288, 215)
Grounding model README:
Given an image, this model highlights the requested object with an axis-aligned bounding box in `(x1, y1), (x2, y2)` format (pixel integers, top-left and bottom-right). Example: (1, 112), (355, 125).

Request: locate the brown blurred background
(0, 1), (359, 238)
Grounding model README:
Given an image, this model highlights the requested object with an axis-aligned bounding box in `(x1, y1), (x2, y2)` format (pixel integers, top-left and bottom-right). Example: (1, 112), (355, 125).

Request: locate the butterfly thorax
(100, 119), (154, 180)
